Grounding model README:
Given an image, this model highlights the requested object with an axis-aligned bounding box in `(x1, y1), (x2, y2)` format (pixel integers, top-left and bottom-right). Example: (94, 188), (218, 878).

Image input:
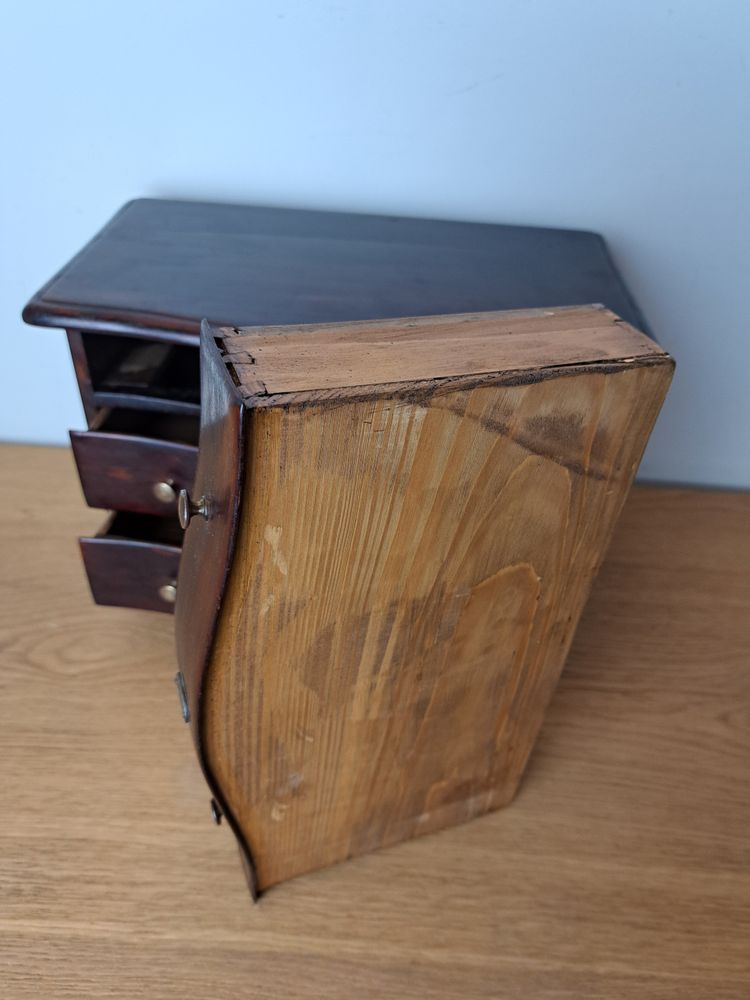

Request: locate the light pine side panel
(204, 362), (672, 889)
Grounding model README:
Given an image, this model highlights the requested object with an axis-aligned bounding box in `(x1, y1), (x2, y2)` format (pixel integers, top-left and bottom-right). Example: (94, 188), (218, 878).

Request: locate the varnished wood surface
(70, 426), (197, 517)
(205, 319), (672, 888)
(22, 199), (651, 338)
(1, 444), (748, 998)
(175, 329), (254, 892)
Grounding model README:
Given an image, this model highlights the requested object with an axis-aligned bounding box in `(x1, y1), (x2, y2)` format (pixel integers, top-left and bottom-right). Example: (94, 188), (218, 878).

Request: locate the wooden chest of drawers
(23, 198), (653, 616)
(23, 200), (674, 895)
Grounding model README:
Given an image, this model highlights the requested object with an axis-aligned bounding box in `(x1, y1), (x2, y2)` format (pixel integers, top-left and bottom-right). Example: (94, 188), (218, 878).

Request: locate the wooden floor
(1, 444), (748, 999)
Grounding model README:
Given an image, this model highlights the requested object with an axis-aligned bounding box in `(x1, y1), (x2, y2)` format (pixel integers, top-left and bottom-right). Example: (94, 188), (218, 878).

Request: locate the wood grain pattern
(202, 308), (673, 890)
(79, 512), (182, 614)
(23, 201), (655, 621)
(22, 198), (651, 337)
(2, 444), (749, 999)
(70, 426), (197, 517)
(174, 330), (255, 893)
(218, 305), (663, 398)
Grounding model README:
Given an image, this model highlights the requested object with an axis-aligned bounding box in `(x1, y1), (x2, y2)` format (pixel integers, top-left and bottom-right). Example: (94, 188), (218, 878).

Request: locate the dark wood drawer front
(80, 513), (182, 614)
(71, 423), (198, 516)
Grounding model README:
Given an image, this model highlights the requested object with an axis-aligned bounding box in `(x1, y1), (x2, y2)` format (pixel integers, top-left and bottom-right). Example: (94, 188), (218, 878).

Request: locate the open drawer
(80, 512), (183, 613)
(81, 333), (200, 415)
(71, 408), (199, 516)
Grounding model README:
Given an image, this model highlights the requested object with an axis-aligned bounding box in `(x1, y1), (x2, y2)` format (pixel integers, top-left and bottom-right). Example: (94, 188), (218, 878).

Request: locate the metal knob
(178, 488), (208, 529)
(158, 581), (177, 604)
(153, 480), (177, 504)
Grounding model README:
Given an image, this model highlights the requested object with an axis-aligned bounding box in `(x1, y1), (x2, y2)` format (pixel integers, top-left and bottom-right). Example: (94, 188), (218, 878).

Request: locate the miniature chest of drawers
(23, 199), (671, 895)
(23, 198), (653, 616)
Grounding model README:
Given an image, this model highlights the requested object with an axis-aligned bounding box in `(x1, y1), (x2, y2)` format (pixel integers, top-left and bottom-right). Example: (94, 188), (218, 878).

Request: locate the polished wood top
(22, 199), (650, 338)
(3, 444), (748, 998)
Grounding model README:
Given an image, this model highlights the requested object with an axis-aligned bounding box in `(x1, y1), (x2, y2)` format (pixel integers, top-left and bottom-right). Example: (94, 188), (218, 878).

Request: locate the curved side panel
(175, 322), (256, 898)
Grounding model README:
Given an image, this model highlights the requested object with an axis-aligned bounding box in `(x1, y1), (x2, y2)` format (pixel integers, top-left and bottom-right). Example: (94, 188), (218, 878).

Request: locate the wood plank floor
(1, 443), (748, 999)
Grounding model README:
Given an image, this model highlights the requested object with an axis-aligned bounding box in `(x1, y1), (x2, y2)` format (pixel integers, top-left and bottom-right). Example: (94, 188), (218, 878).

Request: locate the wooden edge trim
(210, 308), (672, 409)
(234, 351), (675, 410)
(175, 323), (259, 900)
(22, 299), (202, 343)
(216, 303), (618, 343)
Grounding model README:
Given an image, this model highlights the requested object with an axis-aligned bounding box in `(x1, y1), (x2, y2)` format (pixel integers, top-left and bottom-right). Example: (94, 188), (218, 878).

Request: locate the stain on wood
(180, 305), (673, 891)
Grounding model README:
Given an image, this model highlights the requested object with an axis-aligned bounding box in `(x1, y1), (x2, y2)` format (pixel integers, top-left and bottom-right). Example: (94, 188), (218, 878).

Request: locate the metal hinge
(174, 671), (190, 723)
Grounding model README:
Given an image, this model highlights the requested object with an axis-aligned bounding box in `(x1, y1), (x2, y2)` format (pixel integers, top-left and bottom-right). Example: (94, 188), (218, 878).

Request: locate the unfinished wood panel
(217, 305), (664, 397)
(205, 358), (673, 890)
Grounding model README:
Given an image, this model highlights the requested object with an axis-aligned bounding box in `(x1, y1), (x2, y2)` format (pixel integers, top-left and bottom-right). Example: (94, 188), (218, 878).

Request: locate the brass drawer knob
(159, 581), (177, 604)
(153, 480), (177, 504)
(178, 489), (208, 529)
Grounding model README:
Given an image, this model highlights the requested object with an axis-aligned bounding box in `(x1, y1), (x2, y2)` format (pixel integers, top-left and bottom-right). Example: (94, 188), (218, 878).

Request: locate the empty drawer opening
(101, 511), (184, 547)
(82, 334), (200, 413)
(89, 408), (200, 446)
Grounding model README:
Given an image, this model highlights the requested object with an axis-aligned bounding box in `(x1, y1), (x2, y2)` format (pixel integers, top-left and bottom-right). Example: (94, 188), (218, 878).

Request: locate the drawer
(80, 512), (183, 614)
(71, 409), (199, 516)
(81, 333), (200, 415)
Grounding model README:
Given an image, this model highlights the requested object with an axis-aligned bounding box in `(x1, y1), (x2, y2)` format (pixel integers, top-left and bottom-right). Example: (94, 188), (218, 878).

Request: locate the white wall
(2, 0), (748, 486)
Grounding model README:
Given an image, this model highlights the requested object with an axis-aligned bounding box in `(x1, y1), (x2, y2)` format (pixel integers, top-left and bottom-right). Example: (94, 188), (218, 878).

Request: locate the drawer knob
(178, 489), (208, 529)
(158, 581), (177, 604)
(153, 480), (177, 504)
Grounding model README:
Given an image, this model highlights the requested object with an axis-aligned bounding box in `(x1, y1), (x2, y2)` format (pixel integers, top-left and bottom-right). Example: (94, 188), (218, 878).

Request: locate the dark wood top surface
(22, 198), (650, 340)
